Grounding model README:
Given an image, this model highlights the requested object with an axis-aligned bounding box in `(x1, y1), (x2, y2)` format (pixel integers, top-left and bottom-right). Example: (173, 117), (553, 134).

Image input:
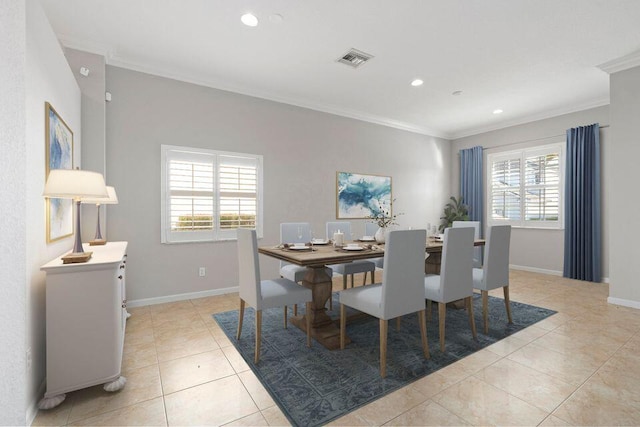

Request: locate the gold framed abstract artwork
(45, 102), (74, 243)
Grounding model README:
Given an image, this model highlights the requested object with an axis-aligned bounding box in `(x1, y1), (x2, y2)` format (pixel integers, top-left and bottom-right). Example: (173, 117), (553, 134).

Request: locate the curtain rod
(458, 124), (610, 153)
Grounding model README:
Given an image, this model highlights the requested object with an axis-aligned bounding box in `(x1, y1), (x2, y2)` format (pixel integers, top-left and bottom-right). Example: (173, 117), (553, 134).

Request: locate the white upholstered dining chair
(424, 226), (477, 352)
(326, 221), (376, 289)
(473, 225), (512, 333)
(280, 222), (331, 314)
(452, 220), (482, 268)
(236, 229), (313, 363)
(279, 222), (311, 283)
(339, 229), (430, 378)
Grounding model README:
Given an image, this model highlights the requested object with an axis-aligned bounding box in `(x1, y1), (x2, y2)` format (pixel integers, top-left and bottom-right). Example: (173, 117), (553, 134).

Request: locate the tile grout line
(540, 326), (640, 425)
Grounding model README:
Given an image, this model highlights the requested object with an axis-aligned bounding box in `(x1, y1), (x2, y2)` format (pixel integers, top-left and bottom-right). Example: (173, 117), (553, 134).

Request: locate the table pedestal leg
(289, 265), (351, 350)
(425, 252), (441, 275)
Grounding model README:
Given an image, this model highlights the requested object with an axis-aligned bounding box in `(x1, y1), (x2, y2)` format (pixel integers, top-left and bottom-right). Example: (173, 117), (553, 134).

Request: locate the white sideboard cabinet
(39, 241), (129, 410)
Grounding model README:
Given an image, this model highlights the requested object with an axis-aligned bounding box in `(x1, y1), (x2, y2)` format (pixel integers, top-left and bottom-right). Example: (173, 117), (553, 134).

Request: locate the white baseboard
(510, 265), (610, 284)
(607, 296), (640, 310)
(509, 264), (563, 276)
(128, 286), (239, 308)
(27, 378), (46, 426)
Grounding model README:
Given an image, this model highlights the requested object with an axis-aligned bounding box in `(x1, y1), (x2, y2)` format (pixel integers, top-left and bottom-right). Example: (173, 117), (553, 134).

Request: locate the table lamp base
(62, 251), (93, 264)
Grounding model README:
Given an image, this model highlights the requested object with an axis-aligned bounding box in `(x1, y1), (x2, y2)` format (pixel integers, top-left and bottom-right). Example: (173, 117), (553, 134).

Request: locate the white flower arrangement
(368, 198), (402, 228)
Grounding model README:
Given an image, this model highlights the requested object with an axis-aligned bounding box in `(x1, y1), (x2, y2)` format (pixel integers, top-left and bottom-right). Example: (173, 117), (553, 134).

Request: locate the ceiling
(39, 0), (640, 139)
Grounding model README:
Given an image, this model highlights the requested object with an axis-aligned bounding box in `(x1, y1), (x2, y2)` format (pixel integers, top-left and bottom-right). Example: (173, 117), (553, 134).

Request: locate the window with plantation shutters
(161, 145), (263, 243)
(524, 151), (560, 222)
(490, 157), (521, 221)
(487, 143), (563, 229)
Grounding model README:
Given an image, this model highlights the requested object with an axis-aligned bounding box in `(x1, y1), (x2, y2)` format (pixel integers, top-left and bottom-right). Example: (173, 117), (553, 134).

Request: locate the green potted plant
(439, 196), (470, 231)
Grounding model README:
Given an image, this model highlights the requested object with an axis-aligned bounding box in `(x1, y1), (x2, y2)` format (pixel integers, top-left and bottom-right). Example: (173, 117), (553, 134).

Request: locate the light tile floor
(33, 270), (640, 426)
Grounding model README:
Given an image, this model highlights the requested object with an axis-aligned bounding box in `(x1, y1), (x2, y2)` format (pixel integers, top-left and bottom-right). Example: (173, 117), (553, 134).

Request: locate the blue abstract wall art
(46, 102), (74, 243)
(336, 172), (392, 219)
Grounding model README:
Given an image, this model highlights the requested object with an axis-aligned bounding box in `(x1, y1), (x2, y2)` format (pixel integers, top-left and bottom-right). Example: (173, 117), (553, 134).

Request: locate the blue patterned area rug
(213, 294), (555, 427)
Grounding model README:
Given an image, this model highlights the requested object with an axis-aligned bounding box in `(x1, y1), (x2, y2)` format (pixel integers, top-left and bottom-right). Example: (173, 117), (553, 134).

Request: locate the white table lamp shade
(43, 169), (108, 200)
(81, 186), (118, 205)
(42, 169), (108, 260)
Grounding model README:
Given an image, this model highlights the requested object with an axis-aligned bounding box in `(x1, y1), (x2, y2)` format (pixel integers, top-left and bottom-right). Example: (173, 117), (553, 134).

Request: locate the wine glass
(297, 226), (303, 242)
(309, 228), (314, 249)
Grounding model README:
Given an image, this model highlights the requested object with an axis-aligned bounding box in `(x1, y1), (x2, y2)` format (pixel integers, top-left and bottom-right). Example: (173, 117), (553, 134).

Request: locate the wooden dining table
(258, 238), (485, 350)
(425, 237), (486, 274)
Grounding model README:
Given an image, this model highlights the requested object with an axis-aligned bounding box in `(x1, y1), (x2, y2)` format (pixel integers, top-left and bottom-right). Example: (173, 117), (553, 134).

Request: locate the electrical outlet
(199, 267), (206, 277)
(26, 347), (32, 373)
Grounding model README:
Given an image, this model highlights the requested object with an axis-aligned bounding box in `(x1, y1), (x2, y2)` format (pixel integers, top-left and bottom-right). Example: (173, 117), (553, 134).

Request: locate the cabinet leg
(38, 394), (66, 410)
(103, 375), (127, 392)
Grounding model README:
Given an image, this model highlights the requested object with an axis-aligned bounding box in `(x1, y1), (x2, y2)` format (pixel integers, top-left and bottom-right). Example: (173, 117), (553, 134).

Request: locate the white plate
(311, 239), (329, 245)
(289, 245), (311, 251)
(359, 236), (375, 242)
(343, 245), (364, 251)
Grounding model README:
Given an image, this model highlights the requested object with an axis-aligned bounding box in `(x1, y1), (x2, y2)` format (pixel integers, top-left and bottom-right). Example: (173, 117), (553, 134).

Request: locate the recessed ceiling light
(411, 79), (423, 87)
(241, 13), (259, 27)
(452, 90), (462, 96)
(493, 109), (503, 115)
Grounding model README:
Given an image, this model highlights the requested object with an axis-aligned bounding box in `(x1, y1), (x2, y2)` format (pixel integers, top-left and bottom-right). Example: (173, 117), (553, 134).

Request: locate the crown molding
(598, 50), (640, 74)
(57, 34), (115, 59)
(58, 37), (450, 138)
(56, 35), (609, 142)
(105, 57), (451, 139)
(450, 97), (610, 140)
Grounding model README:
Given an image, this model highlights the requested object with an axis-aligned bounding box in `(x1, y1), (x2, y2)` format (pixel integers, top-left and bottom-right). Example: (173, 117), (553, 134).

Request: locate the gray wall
(609, 66), (640, 305)
(451, 106), (610, 279)
(24, 0), (82, 420)
(105, 66), (451, 303)
(0, 0), (27, 424)
(0, 0), (81, 422)
(64, 48), (107, 241)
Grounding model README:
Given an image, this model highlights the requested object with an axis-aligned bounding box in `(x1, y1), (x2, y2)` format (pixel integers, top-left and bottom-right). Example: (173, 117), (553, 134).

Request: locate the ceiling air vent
(337, 48), (374, 68)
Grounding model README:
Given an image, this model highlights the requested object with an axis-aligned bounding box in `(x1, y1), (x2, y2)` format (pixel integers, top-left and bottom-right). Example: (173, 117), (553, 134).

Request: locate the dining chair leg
(237, 299), (245, 340)
(427, 300), (432, 322)
(350, 274), (355, 288)
(371, 269), (375, 284)
(396, 317), (401, 331)
(380, 319), (388, 378)
(340, 303), (347, 350)
(255, 310), (262, 364)
(482, 290), (489, 334)
(438, 302), (446, 352)
(362, 271), (367, 286)
(306, 302), (312, 348)
(504, 286), (513, 324)
(418, 309), (430, 359)
(283, 306), (288, 329)
(467, 296), (477, 339)
(294, 304), (298, 316)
